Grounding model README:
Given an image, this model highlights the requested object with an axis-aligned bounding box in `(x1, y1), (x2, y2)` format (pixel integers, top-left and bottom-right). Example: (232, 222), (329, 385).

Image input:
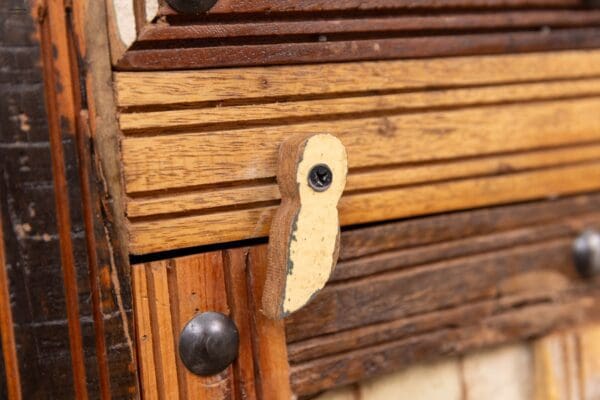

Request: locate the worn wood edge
(330, 213), (600, 283)
(114, 49), (600, 106)
(0, 210), (21, 399)
(116, 28), (600, 71)
(118, 78), (600, 132)
(158, 0), (582, 15)
(121, 98), (600, 193)
(126, 142), (600, 218)
(288, 291), (600, 396)
(137, 11), (600, 42)
(74, 0), (139, 395)
(128, 159), (600, 254)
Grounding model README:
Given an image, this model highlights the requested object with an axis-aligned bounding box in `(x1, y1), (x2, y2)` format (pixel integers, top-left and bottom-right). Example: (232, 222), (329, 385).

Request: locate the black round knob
(166, 0), (218, 14)
(178, 312), (239, 376)
(308, 164), (333, 192)
(573, 230), (600, 278)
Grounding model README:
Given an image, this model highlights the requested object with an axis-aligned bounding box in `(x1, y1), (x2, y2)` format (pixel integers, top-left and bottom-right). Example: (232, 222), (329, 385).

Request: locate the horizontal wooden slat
(119, 78), (600, 132)
(129, 162), (600, 253)
(115, 50), (600, 107)
(122, 98), (600, 193)
(138, 11), (600, 42)
(117, 28), (600, 70)
(158, 0), (583, 15)
(126, 143), (600, 218)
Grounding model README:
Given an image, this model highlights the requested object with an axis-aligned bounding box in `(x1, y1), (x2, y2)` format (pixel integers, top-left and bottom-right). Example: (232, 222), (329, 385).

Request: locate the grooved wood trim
(114, 50), (600, 253)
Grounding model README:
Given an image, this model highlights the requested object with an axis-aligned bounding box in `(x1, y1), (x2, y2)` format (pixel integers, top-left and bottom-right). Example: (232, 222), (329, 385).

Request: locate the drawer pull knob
(263, 133), (348, 319)
(573, 230), (600, 278)
(178, 312), (239, 376)
(166, 0), (218, 14)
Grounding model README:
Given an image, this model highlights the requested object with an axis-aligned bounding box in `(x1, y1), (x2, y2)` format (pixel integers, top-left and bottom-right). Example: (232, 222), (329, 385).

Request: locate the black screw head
(308, 164), (333, 192)
(166, 0), (219, 14)
(178, 312), (239, 376)
(573, 230), (600, 278)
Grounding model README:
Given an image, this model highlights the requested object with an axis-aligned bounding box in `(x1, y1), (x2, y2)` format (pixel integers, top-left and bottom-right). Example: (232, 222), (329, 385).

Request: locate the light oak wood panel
(126, 143), (600, 218)
(121, 98), (600, 194)
(129, 161), (600, 253)
(114, 50), (600, 107)
(119, 79), (600, 132)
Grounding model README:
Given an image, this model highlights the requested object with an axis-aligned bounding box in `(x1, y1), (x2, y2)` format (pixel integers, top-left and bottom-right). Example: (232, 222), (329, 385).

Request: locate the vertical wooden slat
(224, 249), (258, 400)
(248, 246), (293, 399)
(0, 210), (21, 399)
(132, 265), (158, 400)
(145, 261), (180, 399)
(168, 252), (234, 399)
(577, 326), (600, 399)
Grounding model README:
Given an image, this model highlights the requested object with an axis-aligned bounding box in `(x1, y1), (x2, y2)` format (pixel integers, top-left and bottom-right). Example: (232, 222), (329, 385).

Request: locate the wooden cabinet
(3, 0), (600, 399)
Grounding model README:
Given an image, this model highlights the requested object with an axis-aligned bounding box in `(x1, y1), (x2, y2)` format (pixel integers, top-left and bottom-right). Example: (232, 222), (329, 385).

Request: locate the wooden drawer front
(109, 1), (600, 70)
(117, 50), (600, 254)
(131, 194), (600, 398)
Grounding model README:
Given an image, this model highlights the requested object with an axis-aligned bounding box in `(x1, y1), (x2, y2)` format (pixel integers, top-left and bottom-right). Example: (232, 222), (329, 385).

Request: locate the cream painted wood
(263, 134), (347, 319)
(462, 344), (534, 400)
(358, 358), (462, 400)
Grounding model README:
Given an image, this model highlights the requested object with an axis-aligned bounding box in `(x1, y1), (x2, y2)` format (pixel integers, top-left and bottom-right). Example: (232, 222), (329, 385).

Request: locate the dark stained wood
(118, 27), (600, 70)
(338, 193), (600, 261)
(139, 11), (600, 41)
(159, 0), (585, 15)
(289, 291), (600, 396)
(282, 195), (600, 395)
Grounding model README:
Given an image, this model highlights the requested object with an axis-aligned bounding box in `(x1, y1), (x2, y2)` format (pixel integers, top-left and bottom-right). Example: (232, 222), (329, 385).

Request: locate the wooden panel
(132, 254), (235, 399)
(132, 249), (292, 400)
(284, 194), (600, 396)
(115, 50), (600, 253)
(109, 0), (600, 69)
(115, 50), (600, 106)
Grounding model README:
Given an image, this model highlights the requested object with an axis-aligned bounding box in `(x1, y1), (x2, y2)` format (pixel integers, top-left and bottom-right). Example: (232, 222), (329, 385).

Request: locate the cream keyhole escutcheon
(263, 133), (348, 320)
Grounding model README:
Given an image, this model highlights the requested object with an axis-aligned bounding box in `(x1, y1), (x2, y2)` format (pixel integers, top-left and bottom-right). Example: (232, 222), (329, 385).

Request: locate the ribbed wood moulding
(115, 50), (600, 254)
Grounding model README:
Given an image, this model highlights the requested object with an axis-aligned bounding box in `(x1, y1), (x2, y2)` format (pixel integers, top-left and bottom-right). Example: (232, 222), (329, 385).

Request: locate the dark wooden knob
(573, 230), (600, 278)
(178, 312), (239, 376)
(166, 0), (218, 13)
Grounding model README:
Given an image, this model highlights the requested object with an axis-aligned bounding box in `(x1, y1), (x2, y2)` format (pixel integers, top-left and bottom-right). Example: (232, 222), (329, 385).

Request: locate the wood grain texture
(264, 134), (347, 319)
(115, 50), (600, 106)
(132, 253), (235, 399)
(114, 50), (600, 253)
(284, 194), (600, 396)
(158, 0), (585, 14)
(0, 212), (20, 400)
(117, 28), (600, 70)
(248, 246), (293, 399)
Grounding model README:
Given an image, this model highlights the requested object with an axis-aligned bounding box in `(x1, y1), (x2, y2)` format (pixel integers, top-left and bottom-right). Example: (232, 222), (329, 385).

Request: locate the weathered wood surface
(534, 325), (600, 399)
(108, 0), (600, 69)
(285, 194), (600, 396)
(114, 50), (600, 253)
(132, 248), (292, 400)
